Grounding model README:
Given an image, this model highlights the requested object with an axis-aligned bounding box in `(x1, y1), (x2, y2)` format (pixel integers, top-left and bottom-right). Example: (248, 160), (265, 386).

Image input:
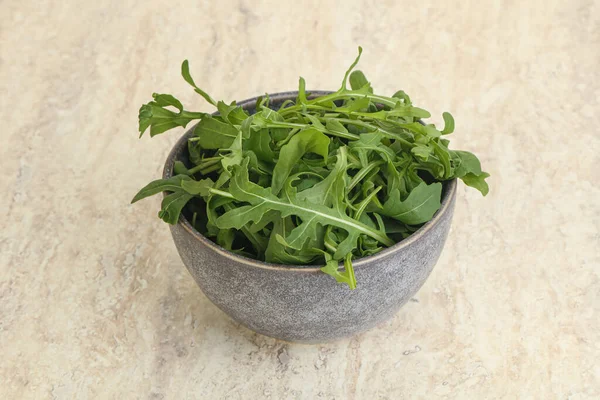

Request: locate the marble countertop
(2, 1), (598, 398)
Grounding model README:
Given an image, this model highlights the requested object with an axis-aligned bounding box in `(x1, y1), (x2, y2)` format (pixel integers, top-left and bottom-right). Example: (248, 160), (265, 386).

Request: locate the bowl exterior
(165, 91), (456, 343)
(169, 198), (454, 342)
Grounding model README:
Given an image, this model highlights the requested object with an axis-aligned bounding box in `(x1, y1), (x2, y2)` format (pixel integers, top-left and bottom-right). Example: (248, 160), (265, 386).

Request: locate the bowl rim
(163, 90), (457, 272)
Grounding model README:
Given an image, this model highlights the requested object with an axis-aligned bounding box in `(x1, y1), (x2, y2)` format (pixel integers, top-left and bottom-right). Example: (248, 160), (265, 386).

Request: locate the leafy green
(271, 128), (330, 195)
(461, 172), (491, 196)
(349, 70), (371, 92)
(158, 191), (194, 224)
(181, 60), (217, 106)
(451, 150), (482, 177)
(181, 178), (214, 196)
(217, 101), (248, 125)
(194, 115), (240, 149)
(441, 112), (455, 134)
(341, 46), (363, 91)
(138, 93), (206, 137)
(320, 252), (357, 289)
(298, 77), (308, 104)
(245, 128), (274, 163)
(133, 47), (490, 289)
(296, 146), (348, 206)
(131, 175), (194, 203)
(215, 159), (393, 246)
(382, 182), (443, 225)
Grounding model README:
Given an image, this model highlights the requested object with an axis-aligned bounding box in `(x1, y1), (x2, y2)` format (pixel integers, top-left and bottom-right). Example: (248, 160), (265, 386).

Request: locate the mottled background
(1, 0), (599, 398)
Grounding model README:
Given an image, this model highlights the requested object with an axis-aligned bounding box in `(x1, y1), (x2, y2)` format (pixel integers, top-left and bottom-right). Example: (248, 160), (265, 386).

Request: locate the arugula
(132, 48), (490, 288)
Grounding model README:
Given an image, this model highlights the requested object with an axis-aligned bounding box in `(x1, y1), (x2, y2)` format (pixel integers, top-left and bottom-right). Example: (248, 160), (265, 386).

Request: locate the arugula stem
(343, 254), (357, 290)
(265, 122), (306, 129)
(187, 158), (221, 175)
(324, 226), (338, 253)
(280, 91), (399, 116)
(346, 153), (362, 167)
(209, 188), (235, 199)
(325, 131), (359, 141)
(330, 118), (415, 148)
(324, 241), (337, 254)
(354, 186), (382, 220)
(348, 161), (384, 191)
(199, 164), (221, 175)
(267, 122), (360, 141)
(180, 110), (207, 120)
(269, 196), (394, 246)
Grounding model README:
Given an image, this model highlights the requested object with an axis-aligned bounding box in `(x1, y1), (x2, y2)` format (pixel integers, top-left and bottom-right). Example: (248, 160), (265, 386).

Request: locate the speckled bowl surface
(164, 91), (457, 343)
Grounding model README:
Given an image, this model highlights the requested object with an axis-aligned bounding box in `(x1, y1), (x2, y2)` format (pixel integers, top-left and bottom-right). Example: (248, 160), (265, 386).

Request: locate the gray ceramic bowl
(164, 91), (457, 343)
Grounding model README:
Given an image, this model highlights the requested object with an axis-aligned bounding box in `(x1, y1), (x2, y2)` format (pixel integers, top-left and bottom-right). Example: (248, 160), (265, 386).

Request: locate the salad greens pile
(132, 47), (489, 289)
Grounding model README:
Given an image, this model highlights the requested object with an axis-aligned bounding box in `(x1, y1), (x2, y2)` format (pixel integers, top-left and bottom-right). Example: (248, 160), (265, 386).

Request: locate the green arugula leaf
(181, 178), (214, 196)
(411, 144), (432, 161)
(297, 146), (347, 206)
(320, 252), (357, 289)
(392, 90), (412, 105)
(431, 140), (453, 179)
(216, 227), (236, 250)
(382, 182), (442, 225)
(341, 46), (363, 91)
(451, 150), (483, 177)
(249, 210), (280, 233)
(349, 70), (372, 93)
(349, 131), (396, 162)
(325, 119), (350, 137)
(158, 190), (194, 224)
(265, 217), (316, 264)
(194, 115), (240, 149)
(181, 60), (217, 106)
(188, 141), (203, 165)
(173, 161), (189, 175)
(441, 112), (455, 134)
(217, 101), (248, 125)
(298, 77), (308, 104)
(245, 129), (275, 163)
(271, 128), (330, 195)
(138, 93), (206, 137)
(131, 175), (194, 203)
(424, 125), (442, 139)
(341, 96), (371, 112)
(461, 172), (490, 196)
(215, 132), (244, 188)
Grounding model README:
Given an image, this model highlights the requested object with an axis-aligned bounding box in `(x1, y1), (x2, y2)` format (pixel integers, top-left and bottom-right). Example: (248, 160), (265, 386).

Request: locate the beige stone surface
(1, 0), (599, 398)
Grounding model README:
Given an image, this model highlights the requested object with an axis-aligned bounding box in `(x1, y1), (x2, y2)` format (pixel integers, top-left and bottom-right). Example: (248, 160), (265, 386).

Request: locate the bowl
(164, 91), (457, 343)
